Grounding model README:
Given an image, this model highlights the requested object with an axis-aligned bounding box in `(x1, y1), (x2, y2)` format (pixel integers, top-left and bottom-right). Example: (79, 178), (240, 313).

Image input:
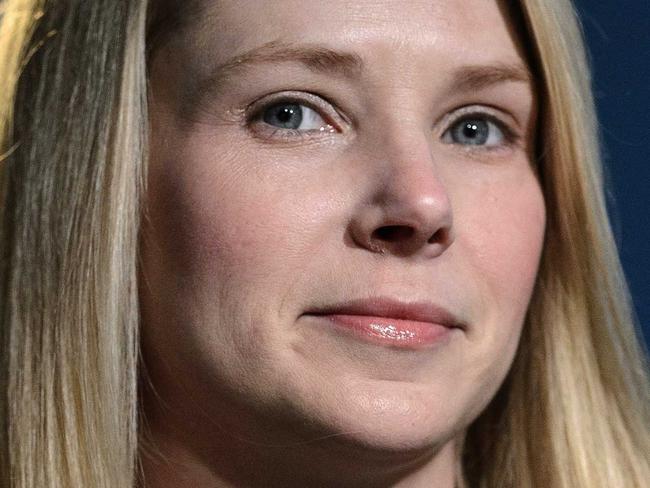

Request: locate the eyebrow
(195, 40), (531, 100)
(450, 63), (532, 92)
(205, 40), (365, 86)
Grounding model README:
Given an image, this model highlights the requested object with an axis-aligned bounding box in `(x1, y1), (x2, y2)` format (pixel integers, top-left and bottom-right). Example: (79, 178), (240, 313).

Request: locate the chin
(334, 422), (460, 457)
(283, 376), (471, 456)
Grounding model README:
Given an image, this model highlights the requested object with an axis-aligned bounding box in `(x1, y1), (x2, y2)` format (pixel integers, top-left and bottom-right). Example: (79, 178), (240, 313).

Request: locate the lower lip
(314, 314), (455, 349)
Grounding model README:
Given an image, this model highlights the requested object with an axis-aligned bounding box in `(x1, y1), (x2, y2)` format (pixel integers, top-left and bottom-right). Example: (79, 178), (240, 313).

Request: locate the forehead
(182, 0), (528, 72)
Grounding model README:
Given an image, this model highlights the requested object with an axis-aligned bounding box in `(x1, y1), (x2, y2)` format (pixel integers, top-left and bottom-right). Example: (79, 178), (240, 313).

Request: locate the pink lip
(305, 297), (465, 349)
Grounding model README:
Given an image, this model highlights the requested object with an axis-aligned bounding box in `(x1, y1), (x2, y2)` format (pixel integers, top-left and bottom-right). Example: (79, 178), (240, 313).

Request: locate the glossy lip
(307, 297), (466, 329)
(304, 297), (466, 349)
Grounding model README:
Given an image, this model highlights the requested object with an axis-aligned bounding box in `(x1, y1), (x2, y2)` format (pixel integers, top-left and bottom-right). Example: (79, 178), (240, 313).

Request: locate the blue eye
(444, 116), (506, 147)
(261, 102), (330, 131)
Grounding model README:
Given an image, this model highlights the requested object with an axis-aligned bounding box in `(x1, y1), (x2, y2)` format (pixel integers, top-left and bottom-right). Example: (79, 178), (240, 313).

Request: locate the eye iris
(455, 119), (489, 145)
(263, 103), (303, 129)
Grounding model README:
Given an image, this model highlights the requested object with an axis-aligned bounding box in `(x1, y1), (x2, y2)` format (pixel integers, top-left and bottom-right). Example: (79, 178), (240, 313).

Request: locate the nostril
(428, 228), (448, 244)
(372, 225), (415, 242)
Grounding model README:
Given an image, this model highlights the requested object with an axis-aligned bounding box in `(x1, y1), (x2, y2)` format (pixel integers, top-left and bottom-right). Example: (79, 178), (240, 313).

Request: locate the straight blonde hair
(0, 1), (648, 487)
(0, 0), (146, 486)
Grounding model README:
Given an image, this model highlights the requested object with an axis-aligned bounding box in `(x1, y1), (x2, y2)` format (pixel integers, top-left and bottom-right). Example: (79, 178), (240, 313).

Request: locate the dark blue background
(573, 2), (650, 349)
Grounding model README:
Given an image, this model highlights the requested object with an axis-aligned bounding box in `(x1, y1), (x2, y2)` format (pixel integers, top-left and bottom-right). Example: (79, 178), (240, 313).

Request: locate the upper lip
(306, 297), (466, 330)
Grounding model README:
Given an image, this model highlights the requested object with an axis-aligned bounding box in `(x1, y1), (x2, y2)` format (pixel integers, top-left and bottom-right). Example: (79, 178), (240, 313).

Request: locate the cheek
(145, 135), (340, 298)
(455, 168), (546, 337)
(442, 170), (545, 412)
(176, 174), (326, 284)
(484, 179), (545, 307)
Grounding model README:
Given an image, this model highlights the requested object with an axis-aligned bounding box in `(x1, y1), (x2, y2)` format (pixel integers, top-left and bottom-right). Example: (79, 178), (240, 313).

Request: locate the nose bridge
(349, 122), (455, 258)
(374, 124), (449, 220)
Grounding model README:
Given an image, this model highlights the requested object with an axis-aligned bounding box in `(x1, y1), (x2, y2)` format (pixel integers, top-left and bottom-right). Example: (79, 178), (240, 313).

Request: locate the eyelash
(246, 92), (341, 142)
(443, 109), (520, 148)
(246, 94), (519, 148)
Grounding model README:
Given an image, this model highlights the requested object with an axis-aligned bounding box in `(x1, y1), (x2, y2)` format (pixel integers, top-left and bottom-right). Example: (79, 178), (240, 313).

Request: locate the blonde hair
(0, 1), (648, 487)
(0, 0), (146, 486)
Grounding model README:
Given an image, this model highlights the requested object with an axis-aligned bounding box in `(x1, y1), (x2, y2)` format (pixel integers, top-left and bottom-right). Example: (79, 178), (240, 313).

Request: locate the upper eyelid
(246, 91), (342, 126)
(440, 105), (519, 132)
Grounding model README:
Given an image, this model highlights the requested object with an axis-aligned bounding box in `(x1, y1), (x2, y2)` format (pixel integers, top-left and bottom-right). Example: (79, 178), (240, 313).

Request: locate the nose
(348, 137), (455, 259)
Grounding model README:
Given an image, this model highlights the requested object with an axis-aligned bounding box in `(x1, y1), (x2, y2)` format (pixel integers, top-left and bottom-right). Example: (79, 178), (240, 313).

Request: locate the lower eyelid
(249, 121), (335, 143)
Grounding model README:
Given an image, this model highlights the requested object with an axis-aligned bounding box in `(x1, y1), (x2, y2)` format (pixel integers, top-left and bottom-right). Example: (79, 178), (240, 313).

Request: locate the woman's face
(142, 0), (544, 466)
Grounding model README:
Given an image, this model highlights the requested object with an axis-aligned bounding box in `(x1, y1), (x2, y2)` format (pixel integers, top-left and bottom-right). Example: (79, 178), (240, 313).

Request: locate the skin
(139, 0), (546, 486)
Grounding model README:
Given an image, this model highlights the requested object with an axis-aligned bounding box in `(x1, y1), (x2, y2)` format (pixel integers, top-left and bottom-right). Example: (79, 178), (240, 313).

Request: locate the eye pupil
(264, 103), (303, 129)
(451, 118), (490, 145)
(463, 123), (479, 138)
(277, 107), (294, 123)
